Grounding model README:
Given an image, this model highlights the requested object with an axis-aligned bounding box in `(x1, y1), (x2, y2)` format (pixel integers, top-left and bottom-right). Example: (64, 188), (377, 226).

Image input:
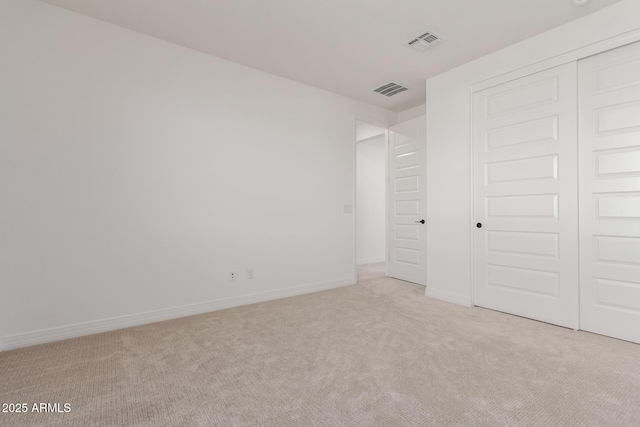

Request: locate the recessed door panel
(596, 194), (640, 219)
(486, 155), (558, 184)
(395, 200), (419, 216)
(595, 236), (640, 265)
(486, 77), (558, 117)
(595, 55), (640, 92)
(487, 231), (559, 258)
(394, 176), (420, 193)
(486, 116), (558, 151)
(395, 224), (420, 241)
(594, 278), (640, 312)
(395, 248), (419, 265)
(486, 194), (558, 219)
(596, 148), (640, 177)
(395, 152), (419, 170)
(596, 103), (640, 133)
(487, 265), (559, 298)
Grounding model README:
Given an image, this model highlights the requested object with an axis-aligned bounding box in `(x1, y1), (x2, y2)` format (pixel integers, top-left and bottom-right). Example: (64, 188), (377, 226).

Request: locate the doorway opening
(355, 120), (388, 282)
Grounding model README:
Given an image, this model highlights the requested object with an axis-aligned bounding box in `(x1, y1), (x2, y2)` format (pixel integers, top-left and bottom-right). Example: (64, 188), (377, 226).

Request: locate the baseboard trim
(356, 257), (385, 265)
(424, 287), (473, 308)
(0, 277), (356, 352)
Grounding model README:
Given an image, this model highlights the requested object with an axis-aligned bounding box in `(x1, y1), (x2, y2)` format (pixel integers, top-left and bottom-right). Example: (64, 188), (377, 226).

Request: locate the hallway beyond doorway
(357, 262), (385, 282)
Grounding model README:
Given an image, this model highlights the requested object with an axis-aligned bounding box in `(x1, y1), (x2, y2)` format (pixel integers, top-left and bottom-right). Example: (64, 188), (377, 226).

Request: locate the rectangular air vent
(373, 81), (409, 97)
(407, 31), (444, 52)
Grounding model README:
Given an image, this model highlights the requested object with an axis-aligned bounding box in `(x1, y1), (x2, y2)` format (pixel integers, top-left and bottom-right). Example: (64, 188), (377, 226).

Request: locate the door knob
(415, 219), (426, 224)
(476, 223), (482, 228)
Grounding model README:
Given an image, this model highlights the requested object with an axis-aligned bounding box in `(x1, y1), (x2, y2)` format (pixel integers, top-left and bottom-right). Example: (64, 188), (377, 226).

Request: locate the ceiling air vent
(407, 31), (444, 52)
(373, 81), (408, 97)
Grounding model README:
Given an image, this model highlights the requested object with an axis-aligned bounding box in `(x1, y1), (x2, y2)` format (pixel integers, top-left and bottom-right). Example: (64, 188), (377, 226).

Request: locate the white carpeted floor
(1, 276), (639, 426)
(357, 262), (385, 281)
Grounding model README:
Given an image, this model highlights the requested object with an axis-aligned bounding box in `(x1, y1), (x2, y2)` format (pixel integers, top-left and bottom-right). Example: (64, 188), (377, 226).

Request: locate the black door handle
(476, 223), (482, 228)
(415, 219), (426, 224)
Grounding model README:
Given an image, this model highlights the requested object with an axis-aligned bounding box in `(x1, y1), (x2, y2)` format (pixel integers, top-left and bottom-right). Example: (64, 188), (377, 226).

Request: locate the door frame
(353, 115), (390, 281)
(469, 29), (640, 308)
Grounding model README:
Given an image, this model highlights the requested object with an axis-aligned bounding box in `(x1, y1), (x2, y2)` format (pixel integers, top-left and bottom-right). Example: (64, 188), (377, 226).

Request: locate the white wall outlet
(246, 268), (254, 279)
(229, 271), (236, 282)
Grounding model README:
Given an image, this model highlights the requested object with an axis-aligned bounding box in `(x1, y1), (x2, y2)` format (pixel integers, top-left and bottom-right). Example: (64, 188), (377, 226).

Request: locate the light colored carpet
(1, 277), (640, 426)
(357, 262), (386, 281)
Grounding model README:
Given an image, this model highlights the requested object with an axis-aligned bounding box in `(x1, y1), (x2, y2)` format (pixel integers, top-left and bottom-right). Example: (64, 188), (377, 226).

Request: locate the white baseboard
(424, 287), (473, 308)
(0, 277), (356, 352)
(356, 257), (386, 265)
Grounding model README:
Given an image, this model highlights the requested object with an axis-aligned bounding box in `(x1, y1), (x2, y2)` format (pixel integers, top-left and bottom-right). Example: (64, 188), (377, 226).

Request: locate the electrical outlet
(229, 271), (236, 282)
(247, 268), (254, 279)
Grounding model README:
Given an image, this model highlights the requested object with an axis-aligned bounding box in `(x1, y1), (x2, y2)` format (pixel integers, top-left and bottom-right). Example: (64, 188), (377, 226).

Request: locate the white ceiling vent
(407, 31), (444, 52)
(373, 81), (409, 97)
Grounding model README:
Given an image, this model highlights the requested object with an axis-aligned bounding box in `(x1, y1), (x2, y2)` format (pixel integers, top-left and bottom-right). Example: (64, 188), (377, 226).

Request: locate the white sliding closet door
(578, 41), (640, 344)
(473, 63), (579, 329)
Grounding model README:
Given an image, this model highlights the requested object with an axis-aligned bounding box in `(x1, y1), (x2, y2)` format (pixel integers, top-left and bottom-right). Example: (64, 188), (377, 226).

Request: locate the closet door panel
(473, 63), (579, 329)
(579, 40), (640, 344)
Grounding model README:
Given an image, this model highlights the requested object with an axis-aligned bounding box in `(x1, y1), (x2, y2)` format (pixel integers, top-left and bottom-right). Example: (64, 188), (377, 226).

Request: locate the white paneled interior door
(578, 41), (640, 344)
(388, 116), (427, 285)
(473, 63), (579, 329)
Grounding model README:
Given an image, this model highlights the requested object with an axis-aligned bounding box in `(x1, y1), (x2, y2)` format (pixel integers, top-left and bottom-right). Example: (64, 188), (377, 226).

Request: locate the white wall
(425, 0), (640, 306)
(356, 135), (386, 265)
(396, 104), (425, 124)
(355, 121), (386, 141)
(0, 0), (395, 349)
